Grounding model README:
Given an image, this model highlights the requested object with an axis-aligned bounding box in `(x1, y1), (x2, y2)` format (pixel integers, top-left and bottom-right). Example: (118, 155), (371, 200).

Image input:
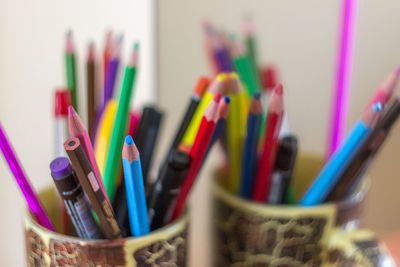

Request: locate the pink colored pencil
(68, 106), (112, 209)
(0, 123), (54, 230)
(327, 0), (359, 158)
(367, 67), (400, 109)
(128, 111), (141, 138)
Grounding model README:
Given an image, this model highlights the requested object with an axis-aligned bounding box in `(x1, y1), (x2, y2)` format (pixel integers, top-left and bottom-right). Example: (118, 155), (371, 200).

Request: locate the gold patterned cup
(24, 187), (189, 267)
(212, 153), (395, 266)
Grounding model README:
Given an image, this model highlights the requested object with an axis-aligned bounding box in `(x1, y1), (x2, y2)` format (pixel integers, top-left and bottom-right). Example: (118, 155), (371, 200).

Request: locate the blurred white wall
(0, 0), (156, 266)
(157, 1), (400, 266)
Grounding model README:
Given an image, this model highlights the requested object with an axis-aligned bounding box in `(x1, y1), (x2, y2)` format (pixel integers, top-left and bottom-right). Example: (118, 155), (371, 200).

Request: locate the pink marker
(327, 0), (359, 158)
(68, 106), (112, 209)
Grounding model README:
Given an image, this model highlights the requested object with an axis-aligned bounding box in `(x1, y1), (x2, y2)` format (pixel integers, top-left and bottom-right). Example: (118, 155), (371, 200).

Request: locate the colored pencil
(64, 137), (121, 239)
(167, 77), (210, 158)
(252, 85), (284, 202)
(327, 97), (400, 201)
(213, 31), (235, 72)
(182, 74), (226, 146)
(170, 93), (221, 221)
(226, 75), (245, 194)
(54, 89), (71, 157)
(367, 68), (400, 108)
(205, 95), (230, 157)
(240, 92), (262, 199)
(128, 111), (141, 138)
(0, 123), (54, 230)
(104, 35), (123, 106)
(103, 30), (113, 88)
(68, 106), (111, 209)
(148, 149), (191, 230)
(203, 21), (219, 74)
(243, 17), (259, 81)
(50, 157), (102, 239)
(104, 44), (139, 202)
(301, 102), (382, 206)
(87, 42), (96, 137)
(327, 0), (359, 158)
(94, 99), (118, 175)
(122, 136), (150, 236)
(65, 30), (78, 112)
(230, 34), (260, 97)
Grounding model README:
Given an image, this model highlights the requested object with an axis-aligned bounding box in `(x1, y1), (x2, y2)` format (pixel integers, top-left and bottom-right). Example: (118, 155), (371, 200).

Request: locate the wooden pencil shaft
(65, 138), (121, 239)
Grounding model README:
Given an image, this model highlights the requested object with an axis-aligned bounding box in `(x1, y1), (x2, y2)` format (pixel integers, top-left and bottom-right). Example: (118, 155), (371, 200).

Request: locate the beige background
(0, 0), (156, 266)
(157, 1), (400, 266)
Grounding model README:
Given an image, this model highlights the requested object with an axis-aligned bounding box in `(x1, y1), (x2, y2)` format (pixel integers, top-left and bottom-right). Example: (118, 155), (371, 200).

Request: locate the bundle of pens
(203, 19), (400, 206)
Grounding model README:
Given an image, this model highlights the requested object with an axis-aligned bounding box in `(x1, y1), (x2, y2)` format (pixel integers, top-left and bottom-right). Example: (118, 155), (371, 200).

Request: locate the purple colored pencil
(327, 0), (358, 158)
(103, 58), (119, 106)
(214, 48), (234, 72)
(0, 123), (54, 231)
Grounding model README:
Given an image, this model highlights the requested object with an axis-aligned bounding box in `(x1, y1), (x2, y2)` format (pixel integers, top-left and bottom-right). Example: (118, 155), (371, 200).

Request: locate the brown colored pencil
(64, 137), (121, 239)
(87, 42), (96, 136)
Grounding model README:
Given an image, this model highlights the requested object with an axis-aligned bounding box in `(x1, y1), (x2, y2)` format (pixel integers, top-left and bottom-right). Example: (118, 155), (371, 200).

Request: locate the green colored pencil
(104, 43), (139, 202)
(65, 31), (78, 112)
(244, 19), (259, 82)
(230, 34), (260, 97)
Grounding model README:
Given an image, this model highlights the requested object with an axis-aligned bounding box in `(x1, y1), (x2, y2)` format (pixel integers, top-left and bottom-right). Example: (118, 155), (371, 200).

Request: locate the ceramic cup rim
(24, 187), (189, 245)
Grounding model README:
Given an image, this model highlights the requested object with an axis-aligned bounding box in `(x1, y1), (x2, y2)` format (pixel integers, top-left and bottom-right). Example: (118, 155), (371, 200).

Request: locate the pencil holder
(24, 187), (189, 267)
(212, 153), (394, 266)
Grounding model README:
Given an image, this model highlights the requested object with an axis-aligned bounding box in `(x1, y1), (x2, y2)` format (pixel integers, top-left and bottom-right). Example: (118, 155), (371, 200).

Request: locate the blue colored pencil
(122, 135), (150, 236)
(240, 93), (263, 198)
(300, 103), (382, 206)
(204, 96), (230, 157)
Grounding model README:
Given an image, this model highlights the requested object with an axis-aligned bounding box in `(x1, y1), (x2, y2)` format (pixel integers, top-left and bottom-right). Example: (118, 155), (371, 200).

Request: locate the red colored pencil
(169, 93), (221, 221)
(103, 30), (113, 87)
(252, 84), (285, 202)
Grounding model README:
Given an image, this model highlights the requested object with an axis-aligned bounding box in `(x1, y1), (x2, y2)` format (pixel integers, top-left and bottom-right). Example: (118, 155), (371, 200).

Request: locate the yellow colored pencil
(226, 73), (244, 194)
(181, 73), (227, 146)
(95, 99), (117, 176)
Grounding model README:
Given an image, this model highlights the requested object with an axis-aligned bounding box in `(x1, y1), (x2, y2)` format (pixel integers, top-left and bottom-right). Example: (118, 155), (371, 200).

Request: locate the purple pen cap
(50, 157), (73, 179)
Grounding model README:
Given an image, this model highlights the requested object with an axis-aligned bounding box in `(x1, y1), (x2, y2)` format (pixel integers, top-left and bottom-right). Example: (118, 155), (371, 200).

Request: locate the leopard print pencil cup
(212, 152), (395, 267)
(24, 188), (189, 267)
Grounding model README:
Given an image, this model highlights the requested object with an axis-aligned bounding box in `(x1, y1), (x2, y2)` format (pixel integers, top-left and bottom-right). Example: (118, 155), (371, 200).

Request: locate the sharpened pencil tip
(134, 42), (140, 50)
(254, 92), (261, 99)
(274, 84), (283, 95)
(125, 135), (134, 146)
(216, 73), (227, 82)
(214, 92), (221, 102)
(68, 105), (76, 116)
(224, 96), (230, 103)
(372, 102), (382, 112)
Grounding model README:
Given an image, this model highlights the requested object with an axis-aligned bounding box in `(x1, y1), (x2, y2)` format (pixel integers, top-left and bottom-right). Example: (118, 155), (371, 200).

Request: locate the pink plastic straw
(327, 0), (358, 158)
(0, 123), (54, 230)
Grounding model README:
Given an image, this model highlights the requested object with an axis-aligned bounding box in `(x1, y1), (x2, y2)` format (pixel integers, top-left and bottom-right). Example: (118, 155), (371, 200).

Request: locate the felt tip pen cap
(261, 65), (279, 91)
(50, 157), (73, 179)
(168, 149), (191, 170)
(54, 90), (71, 117)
